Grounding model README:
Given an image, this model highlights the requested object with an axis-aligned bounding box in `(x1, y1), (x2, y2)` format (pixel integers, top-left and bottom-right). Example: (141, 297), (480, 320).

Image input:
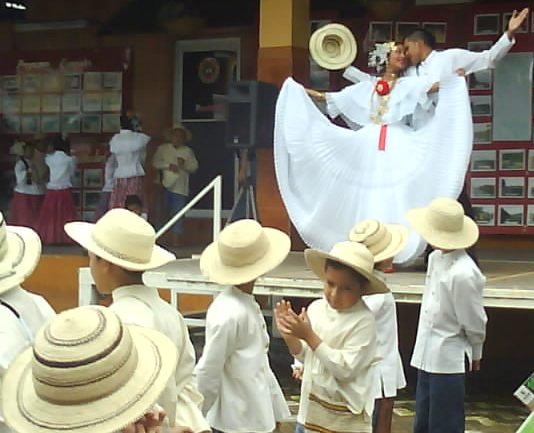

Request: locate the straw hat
(170, 122), (192, 142)
(305, 241), (388, 295)
(200, 219), (290, 285)
(349, 219), (408, 263)
(406, 197), (479, 250)
(0, 213), (42, 295)
(64, 209), (175, 271)
(2, 305), (177, 433)
(309, 23), (358, 70)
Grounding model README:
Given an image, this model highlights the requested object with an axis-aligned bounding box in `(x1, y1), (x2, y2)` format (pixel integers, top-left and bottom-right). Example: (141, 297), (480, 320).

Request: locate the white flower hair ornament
(368, 42), (396, 70)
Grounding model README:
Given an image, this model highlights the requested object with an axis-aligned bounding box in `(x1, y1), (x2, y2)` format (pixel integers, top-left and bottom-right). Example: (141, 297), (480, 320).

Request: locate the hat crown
(349, 219), (391, 255)
(92, 209), (155, 265)
(427, 198), (464, 232)
(217, 219), (269, 267)
(31, 306), (137, 404)
(328, 241), (374, 274)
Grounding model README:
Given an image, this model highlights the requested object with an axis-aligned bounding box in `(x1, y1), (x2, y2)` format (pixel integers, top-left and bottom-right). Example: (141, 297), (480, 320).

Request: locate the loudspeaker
(225, 81), (278, 149)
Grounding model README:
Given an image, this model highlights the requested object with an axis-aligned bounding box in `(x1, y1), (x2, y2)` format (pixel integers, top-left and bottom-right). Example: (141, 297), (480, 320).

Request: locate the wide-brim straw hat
(305, 241), (388, 295)
(0, 214), (42, 295)
(406, 197), (479, 250)
(200, 219), (290, 285)
(65, 208), (175, 271)
(170, 122), (192, 142)
(2, 305), (177, 433)
(309, 23), (358, 70)
(349, 219), (409, 263)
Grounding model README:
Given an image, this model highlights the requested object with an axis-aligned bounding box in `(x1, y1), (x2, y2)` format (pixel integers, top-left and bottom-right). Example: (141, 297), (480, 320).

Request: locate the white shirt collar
(112, 285), (159, 302)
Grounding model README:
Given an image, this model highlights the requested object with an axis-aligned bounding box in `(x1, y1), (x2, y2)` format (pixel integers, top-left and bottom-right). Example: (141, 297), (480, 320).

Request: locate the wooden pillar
(256, 0), (309, 246)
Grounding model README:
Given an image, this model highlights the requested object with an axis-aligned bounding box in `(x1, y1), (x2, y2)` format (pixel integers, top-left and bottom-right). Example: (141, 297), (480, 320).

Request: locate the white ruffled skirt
(274, 77), (472, 264)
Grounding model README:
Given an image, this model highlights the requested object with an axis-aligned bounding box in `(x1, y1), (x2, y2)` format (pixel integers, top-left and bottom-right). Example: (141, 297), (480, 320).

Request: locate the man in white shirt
(65, 209), (210, 433)
(406, 198), (487, 433)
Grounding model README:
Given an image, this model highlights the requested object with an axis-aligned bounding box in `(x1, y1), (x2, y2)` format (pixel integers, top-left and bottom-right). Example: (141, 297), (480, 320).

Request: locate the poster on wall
(22, 75), (41, 93)
(102, 72), (122, 90)
(498, 204), (524, 226)
(42, 94), (61, 113)
(83, 72), (102, 91)
(22, 95), (41, 114)
(473, 205), (495, 226)
(82, 114), (102, 133)
(3, 115), (20, 133)
(102, 113), (120, 133)
(21, 115), (40, 133)
(499, 177), (525, 198)
(470, 177), (496, 199)
(41, 115), (60, 133)
(474, 14), (500, 35)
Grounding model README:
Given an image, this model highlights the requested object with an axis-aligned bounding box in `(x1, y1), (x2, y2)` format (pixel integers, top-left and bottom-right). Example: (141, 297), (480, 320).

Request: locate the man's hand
(122, 407), (166, 433)
(471, 359), (481, 372)
(507, 8), (529, 39)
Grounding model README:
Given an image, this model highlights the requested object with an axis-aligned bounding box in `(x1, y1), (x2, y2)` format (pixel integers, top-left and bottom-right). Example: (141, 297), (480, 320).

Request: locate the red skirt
(109, 176), (145, 210)
(36, 189), (78, 245)
(8, 192), (44, 230)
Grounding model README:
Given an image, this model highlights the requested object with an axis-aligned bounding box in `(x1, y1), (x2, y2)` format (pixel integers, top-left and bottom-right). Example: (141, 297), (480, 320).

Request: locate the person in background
(153, 124), (198, 246)
(8, 141), (45, 230)
(35, 135), (77, 245)
(109, 115), (150, 211)
(125, 194), (148, 220)
(30, 133), (50, 189)
(93, 153), (117, 222)
(0, 212), (56, 433)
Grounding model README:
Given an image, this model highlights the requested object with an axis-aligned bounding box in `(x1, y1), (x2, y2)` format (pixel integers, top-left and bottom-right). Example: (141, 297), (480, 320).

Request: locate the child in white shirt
(406, 197), (487, 433)
(275, 241), (388, 433)
(195, 219), (291, 433)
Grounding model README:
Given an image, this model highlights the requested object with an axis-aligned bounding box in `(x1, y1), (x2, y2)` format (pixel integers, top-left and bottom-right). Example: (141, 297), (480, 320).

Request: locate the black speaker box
(225, 81), (279, 149)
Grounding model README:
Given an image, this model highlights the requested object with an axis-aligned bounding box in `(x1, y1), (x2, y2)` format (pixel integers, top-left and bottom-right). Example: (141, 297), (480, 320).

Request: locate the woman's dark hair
(125, 194), (143, 208)
(120, 115), (133, 131)
(405, 28), (437, 49)
(51, 134), (71, 154)
(324, 258), (367, 285)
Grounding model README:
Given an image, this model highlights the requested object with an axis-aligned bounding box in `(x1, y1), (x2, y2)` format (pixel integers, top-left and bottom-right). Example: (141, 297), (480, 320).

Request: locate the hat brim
(0, 226), (41, 295)
(373, 224), (409, 263)
(406, 207), (479, 250)
(309, 23), (358, 70)
(304, 249), (388, 296)
(200, 228), (290, 285)
(2, 325), (177, 433)
(64, 222), (175, 271)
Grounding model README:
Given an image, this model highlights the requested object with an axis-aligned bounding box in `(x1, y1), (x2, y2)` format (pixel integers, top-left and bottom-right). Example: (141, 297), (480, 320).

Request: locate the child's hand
(277, 307), (312, 340)
(274, 300), (293, 336)
(292, 365), (304, 381)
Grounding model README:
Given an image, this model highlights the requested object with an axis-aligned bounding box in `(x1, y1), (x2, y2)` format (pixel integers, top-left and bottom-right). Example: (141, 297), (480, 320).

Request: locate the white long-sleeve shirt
(411, 249), (487, 374)
(0, 286), (56, 433)
(13, 158), (45, 195)
(102, 154), (117, 192)
(194, 286), (290, 433)
(45, 151), (76, 190)
(152, 143), (198, 196)
(363, 291), (406, 399)
(296, 298), (378, 424)
(110, 285), (209, 433)
(110, 129), (150, 179)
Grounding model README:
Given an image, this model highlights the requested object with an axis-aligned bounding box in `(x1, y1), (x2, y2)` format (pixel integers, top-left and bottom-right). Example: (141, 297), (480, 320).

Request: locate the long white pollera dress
(274, 75), (472, 264)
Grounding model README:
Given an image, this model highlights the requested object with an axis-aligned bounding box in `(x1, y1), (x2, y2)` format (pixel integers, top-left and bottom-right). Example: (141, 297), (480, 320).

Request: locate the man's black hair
(405, 28), (437, 49)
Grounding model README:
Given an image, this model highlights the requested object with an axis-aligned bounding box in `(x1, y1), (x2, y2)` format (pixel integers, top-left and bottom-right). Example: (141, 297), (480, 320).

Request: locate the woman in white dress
(274, 43), (472, 264)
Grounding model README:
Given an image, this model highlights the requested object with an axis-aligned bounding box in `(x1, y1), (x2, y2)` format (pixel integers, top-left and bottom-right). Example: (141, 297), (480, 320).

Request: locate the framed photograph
(82, 93), (102, 112)
(64, 73), (81, 91)
(83, 168), (104, 188)
(61, 114), (81, 133)
(470, 177), (496, 198)
(471, 150), (496, 171)
(83, 72), (102, 91)
(474, 123), (492, 144)
(3, 115), (21, 133)
(83, 191), (101, 210)
(422, 22), (447, 43)
(396, 22), (420, 40)
(528, 178), (534, 198)
(499, 177), (525, 198)
(102, 113), (120, 133)
(500, 149), (525, 171)
(467, 41), (492, 52)
(82, 114), (102, 133)
(21, 95), (41, 114)
(41, 73), (62, 92)
(41, 115), (61, 133)
(20, 115), (40, 134)
(498, 204), (524, 226)
(470, 95), (492, 117)
(72, 190), (81, 209)
(473, 204), (495, 226)
(474, 14), (500, 35)
(102, 72), (122, 90)
(2, 75), (20, 91)
(527, 205), (534, 226)
(62, 93), (81, 112)
(3, 94), (20, 113)
(528, 149), (534, 171)
(503, 12), (528, 33)
(469, 70), (492, 90)
(73, 169), (82, 188)
(41, 94), (61, 113)
(101, 92), (122, 112)
(369, 21), (393, 42)
(22, 74), (41, 93)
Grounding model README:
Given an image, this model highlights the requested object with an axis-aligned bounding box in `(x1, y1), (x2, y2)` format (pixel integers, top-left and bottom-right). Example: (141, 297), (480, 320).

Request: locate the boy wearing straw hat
(275, 241), (388, 433)
(349, 220), (408, 433)
(195, 219), (291, 433)
(2, 304), (177, 433)
(0, 213), (56, 433)
(65, 209), (210, 433)
(406, 197), (487, 433)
